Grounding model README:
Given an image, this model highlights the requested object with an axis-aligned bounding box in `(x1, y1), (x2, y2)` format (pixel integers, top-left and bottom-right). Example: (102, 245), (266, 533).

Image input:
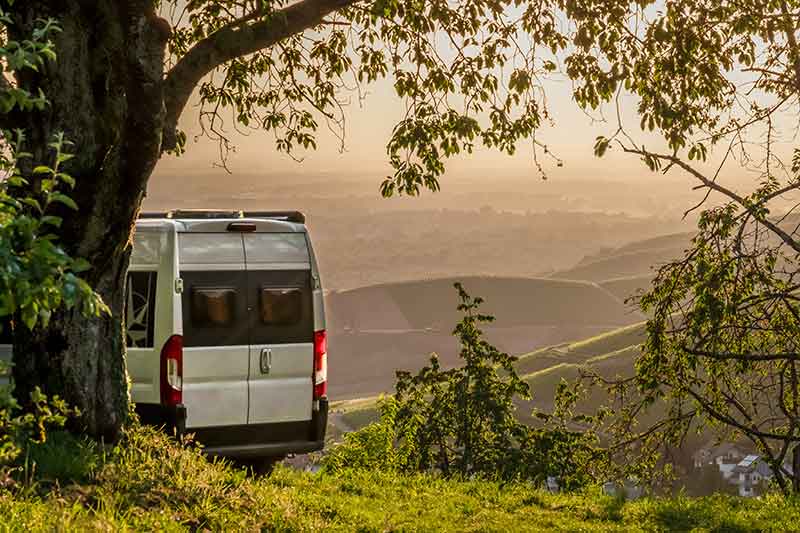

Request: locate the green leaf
(19, 197), (42, 212)
(32, 165), (53, 175)
(48, 192), (78, 210)
(40, 215), (62, 227)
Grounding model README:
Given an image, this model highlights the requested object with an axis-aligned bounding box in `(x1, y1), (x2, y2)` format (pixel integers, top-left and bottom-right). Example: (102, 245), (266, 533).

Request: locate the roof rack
(138, 210), (306, 223)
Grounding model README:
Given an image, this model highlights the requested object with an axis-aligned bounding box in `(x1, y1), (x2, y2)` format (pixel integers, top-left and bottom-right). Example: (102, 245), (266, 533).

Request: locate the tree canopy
(3, 0), (800, 458)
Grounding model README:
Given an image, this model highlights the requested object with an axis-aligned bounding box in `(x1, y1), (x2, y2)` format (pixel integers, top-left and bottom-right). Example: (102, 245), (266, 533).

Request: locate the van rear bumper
(203, 440), (325, 458)
(188, 397), (329, 459)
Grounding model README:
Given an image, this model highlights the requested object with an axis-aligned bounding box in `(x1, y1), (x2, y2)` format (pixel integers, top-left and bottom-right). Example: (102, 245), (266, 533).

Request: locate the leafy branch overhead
(161, 0), (569, 190)
(550, 1), (800, 496)
(161, 1), (800, 195)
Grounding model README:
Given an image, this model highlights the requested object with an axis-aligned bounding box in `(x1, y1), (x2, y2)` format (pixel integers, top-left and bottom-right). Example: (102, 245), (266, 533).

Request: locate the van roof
(137, 210), (307, 233)
(140, 210), (305, 223)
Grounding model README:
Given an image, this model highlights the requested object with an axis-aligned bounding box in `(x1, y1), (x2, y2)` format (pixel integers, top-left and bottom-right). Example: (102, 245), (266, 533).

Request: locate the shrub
(0, 376), (75, 483)
(324, 283), (602, 487)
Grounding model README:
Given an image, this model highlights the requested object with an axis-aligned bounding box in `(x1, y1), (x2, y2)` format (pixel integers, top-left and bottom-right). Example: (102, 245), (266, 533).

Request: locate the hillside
(327, 276), (641, 331)
(550, 232), (692, 283)
(515, 322), (646, 377)
(326, 277), (644, 399)
(3, 425), (798, 532)
(599, 276), (653, 302)
(329, 322), (647, 434)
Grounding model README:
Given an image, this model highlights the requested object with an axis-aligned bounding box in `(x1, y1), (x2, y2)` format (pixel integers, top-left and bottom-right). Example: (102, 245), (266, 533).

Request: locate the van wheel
(239, 456), (283, 476)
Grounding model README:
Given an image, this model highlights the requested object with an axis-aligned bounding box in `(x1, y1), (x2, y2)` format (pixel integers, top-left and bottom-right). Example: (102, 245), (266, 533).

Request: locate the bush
(324, 283), (602, 487)
(0, 376), (75, 484)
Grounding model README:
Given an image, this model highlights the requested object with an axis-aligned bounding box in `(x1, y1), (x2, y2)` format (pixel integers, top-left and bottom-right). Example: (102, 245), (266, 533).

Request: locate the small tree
(325, 283), (601, 487)
(391, 282), (532, 478)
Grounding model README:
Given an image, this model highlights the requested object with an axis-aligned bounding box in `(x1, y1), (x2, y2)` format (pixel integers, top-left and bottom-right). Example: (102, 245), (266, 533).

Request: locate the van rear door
(179, 233), (250, 428)
(244, 232), (314, 425)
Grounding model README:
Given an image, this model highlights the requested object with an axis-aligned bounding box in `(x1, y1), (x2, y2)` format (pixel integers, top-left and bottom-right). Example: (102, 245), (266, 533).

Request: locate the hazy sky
(152, 72), (669, 189)
(151, 6), (790, 197)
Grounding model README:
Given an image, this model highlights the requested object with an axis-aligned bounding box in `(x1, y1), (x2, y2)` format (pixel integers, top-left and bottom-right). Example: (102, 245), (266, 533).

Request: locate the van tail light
(313, 330), (327, 399)
(160, 334), (183, 406)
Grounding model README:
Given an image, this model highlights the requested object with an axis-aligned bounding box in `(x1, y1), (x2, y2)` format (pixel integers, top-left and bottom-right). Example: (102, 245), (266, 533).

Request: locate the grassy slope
(515, 322), (645, 376)
(3, 426), (799, 532)
(513, 324), (644, 414)
(599, 275), (653, 303)
(329, 323), (646, 433)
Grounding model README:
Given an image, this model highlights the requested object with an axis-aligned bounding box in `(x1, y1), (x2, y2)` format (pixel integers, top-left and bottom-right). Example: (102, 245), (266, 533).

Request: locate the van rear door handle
(260, 348), (272, 374)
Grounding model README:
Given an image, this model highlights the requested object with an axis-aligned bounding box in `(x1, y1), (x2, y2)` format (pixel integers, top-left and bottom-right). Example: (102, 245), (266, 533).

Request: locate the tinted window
(259, 288), (303, 325)
(248, 270), (313, 345)
(181, 271), (249, 347)
(192, 288), (237, 326)
(181, 270), (312, 347)
(0, 318), (12, 344)
(126, 271), (157, 348)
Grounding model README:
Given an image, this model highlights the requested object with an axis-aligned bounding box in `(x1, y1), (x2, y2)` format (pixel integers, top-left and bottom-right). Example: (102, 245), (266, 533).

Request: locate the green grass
(2, 425), (799, 532)
(567, 322), (645, 357)
(329, 398), (382, 436)
(515, 322), (644, 377)
(337, 404), (381, 430)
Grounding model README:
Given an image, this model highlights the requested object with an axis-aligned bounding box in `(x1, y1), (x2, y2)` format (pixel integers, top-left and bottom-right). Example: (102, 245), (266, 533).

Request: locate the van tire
(238, 456), (284, 476)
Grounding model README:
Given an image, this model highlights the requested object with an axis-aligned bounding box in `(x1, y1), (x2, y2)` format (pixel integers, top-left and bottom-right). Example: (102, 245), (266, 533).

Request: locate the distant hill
(327, 276), (642, 332)
(514, 323), (645, 414)
(551, 232), (693, 283)
(515, 321), (646, 377)
(326, 276), (644, 401)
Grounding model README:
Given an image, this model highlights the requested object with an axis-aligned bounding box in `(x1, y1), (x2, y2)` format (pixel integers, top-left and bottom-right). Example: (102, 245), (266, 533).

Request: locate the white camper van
(3, 209), (329, 462)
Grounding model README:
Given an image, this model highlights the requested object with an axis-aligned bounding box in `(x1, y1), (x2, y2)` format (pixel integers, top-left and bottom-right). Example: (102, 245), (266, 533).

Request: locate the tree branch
(684, 347), (800, 362)
(161, 0), (356, 151)
(622, 147), (800, 255)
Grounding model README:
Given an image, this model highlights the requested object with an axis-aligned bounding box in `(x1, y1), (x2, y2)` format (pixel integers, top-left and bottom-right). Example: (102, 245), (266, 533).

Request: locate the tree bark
(6, 1), (168, 440)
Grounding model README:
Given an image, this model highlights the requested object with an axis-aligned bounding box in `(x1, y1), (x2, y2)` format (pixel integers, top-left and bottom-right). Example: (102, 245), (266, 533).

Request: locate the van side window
(0, 318), (13, 344)
(126, 271), (157, 348)
(259, 288), (303, 325)
(191, 288), (237, 326)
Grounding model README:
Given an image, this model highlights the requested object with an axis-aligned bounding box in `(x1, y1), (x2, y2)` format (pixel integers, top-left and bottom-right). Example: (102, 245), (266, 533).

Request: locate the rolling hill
(550, 232), (693, 283)
(515, 323), (645, 414)
(326, 276), (644, 400)
(327, 276), (641, 331)
(599, 275), (654, 302)
(329, 321), (647, 434)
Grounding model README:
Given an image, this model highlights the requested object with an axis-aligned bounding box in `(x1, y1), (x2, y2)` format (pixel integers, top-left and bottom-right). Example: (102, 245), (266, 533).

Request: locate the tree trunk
(6, 2), (169, 440)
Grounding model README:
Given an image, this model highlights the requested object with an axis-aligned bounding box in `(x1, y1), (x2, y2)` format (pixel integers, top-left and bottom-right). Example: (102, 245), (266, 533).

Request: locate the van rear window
(259, 288), (303, 325)
(191, 288), (237, 326)
(126, 271), (157, 348)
